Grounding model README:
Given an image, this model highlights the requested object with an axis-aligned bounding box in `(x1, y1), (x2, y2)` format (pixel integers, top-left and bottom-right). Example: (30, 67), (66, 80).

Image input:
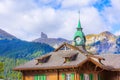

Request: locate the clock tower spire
(74, 11), (86, 46)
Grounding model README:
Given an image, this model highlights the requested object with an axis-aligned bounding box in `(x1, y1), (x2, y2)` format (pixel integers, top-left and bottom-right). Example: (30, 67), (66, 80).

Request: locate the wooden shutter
(71, 73), (75, 80)
(80, 74), (84, 80)
(43, 75), (46, 80)
(38, 75), (40, 80)
(89, 74), (93, 80)
(34, 75), (38, 80)
(98, 74), (101, 80)
(39, 74), (46, 80)
(34, 74), (46, 80)
(61, 73), (65, 80)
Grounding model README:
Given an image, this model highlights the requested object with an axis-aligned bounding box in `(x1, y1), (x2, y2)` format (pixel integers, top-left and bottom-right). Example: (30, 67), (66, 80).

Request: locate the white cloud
(61, 0), (97, 9)
(111, 0), (120, 10)
(0, 0), (13, 14)
(102, 0), (120, 30)
(115, 30), (120, 36)
(0, 0), (119, 41)
(80, 7), (111, 34)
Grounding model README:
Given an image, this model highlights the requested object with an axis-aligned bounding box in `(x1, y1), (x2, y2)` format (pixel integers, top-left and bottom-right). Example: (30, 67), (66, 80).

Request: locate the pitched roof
(54, 43), (85, 53)
(14, 43), (120, 71)
(14, 50), (88, 70)
(98, 54), (120, 71)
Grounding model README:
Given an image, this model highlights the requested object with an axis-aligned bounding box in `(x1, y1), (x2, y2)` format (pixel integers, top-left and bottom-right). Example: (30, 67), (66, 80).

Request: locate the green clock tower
(74, 15), (86, 47)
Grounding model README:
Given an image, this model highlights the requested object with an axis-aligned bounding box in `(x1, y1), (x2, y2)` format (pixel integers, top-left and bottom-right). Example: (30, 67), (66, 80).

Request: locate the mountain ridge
(0, 29), (54, 59)
(33, 31), (120, 54)
(86, 31), (117, 54)
(0, 29), (17, 40)
(0, 28), (120, 55)
(33, 32), (71, 48)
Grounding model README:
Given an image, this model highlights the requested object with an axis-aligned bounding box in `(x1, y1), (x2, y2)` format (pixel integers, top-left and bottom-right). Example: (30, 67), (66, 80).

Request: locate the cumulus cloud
(115, 30), (120, 36)
(80, 7), (111, 34)
(101, 0), (120, 35)
(0, 0), (119, 41)
(61, 0), (97, 9)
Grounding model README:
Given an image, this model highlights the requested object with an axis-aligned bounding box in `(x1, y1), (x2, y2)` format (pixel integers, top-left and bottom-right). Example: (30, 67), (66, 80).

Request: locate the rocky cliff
(33, 32), (71, 48)
(86, 31), (117, 54)
(34, 31), (120, 54)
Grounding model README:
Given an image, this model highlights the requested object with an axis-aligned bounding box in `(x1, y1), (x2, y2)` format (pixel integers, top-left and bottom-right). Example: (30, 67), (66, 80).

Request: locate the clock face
(75, 37), (81, 44)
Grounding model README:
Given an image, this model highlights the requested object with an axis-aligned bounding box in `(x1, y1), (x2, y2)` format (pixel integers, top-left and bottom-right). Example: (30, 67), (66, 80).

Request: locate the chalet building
(14, 17), (120, 80)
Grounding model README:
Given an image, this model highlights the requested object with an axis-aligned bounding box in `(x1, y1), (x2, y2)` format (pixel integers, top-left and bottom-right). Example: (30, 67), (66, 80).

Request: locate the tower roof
(77, 11), (82, 29)
(77, 19), (82, 29)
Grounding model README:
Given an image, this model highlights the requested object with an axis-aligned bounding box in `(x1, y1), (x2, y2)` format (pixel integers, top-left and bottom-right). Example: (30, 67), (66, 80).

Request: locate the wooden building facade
(14, 43), (120, 80)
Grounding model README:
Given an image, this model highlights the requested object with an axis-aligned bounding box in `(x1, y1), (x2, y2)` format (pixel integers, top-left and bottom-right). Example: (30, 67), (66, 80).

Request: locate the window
(80, 73), (93, 80)
(34, 74), (46, 80)
(66, 74), (71, 80)
(64, 53), (78, 63)
(36, 55), (51, 65)
(84, 74), (90, 80)
(62, 73), (75, 80)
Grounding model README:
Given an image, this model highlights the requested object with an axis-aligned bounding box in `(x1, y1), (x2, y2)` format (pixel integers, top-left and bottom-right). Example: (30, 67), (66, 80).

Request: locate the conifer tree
(0, 62), (4, 79)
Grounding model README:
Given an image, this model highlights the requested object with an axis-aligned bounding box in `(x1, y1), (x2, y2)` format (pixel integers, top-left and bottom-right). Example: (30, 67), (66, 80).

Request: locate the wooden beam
(75, 72), (77, 80)
(93, 73), (98, 80)
(87, 54), (105, 61)
(54, 43), (65, 52)
(94, 65), (98, 71)
(57, 70), (59, 80)
(22, 72), (25, 80)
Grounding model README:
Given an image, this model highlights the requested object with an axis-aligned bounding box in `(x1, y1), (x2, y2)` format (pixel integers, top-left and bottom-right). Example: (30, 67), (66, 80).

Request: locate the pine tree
(0, 62), (4, 79)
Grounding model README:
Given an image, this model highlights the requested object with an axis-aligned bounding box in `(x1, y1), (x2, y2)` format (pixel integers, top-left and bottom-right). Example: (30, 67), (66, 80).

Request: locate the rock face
(114, 36), (120, 54)
(34, 31), (120, 54)
(86, 31), (117, 54)
(0, 29), (17, 40)
(33, 32), (71, 48)
(41, 32), (48, 38)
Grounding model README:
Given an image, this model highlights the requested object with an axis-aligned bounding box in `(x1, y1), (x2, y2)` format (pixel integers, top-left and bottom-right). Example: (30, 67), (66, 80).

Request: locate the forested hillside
(0, 39), (54, 59)
(0, 57), (28, 79)
(0, 29), (54, 79)
(0, 39), (54, 79)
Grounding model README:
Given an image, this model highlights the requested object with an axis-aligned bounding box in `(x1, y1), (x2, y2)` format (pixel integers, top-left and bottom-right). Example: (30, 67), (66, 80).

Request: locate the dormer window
(36, 55), (51, 65)
(64, 53), (78, 63)
(65, 57), (70, 62)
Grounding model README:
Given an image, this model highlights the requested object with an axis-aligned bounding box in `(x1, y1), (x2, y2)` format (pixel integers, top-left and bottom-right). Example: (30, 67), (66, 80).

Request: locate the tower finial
(78, 10), (80, 21)
(77, 10), (82, 29)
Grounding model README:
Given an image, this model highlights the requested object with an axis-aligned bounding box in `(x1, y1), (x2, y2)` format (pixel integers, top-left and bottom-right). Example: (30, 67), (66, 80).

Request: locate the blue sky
(0, 0), (120, 41)
(94, 0), (111, 11)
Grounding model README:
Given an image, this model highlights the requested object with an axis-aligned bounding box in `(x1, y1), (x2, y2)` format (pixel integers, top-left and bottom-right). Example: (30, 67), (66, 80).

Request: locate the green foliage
(0, 62), (4, 79)
(0, 39), (54, 79)
(29, 51), (42, 58)
(0, 39), (54, 59)
(0, 62), (4, 72)
(0, 57), (27, 80)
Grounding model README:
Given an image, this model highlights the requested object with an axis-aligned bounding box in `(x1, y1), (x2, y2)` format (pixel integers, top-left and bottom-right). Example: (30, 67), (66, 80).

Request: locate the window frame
(66, 73), (71, 80)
